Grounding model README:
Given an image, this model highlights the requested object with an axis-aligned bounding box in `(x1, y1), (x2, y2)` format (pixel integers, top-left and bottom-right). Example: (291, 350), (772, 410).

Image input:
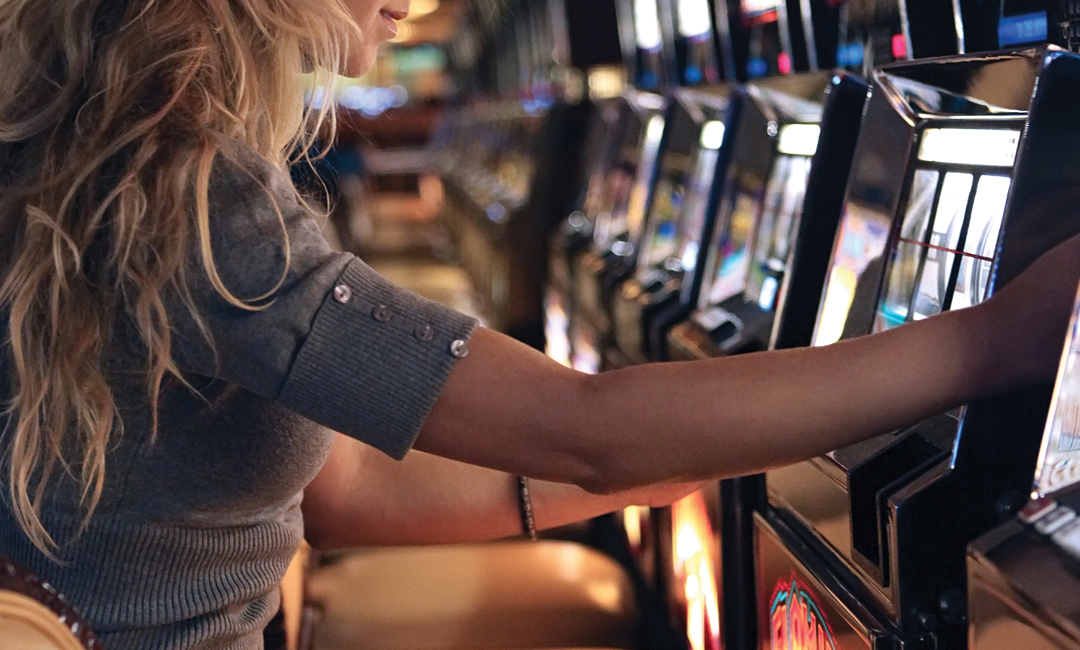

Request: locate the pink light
(778, 52), (792, 75)
(892, 34), (907, 59)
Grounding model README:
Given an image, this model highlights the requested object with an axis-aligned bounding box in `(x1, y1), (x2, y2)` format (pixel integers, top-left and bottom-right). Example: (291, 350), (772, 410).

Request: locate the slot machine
(665, 72), (865, 362)
(968, 275), (1080, 650)
(545, 101), (628, 368)
(608, 0), (744, 370)
(762, 46), (1080, 648)
(609, 88), (737, 368)
(569, 90), (668, 375)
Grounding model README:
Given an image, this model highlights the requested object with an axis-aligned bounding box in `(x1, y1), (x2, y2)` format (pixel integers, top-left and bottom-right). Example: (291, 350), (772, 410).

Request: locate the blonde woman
(0, 0), (1077, 648)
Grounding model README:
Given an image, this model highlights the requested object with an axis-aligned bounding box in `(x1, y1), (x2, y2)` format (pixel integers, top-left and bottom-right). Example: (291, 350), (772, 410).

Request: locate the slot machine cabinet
(569, 91), (668, 374)
(967, 224), (1080, 650)
(967, 272), (1080, 649)
(764, 47), (1080, 648)
(545, 99), (629, 367)
(666, 71), (866, 362)
(610, 88), (738, 367)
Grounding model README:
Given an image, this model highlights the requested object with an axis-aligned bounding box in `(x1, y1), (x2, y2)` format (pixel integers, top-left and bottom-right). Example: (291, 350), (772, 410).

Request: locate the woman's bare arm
(302, 432), (704, 549)
(413, 234), (1080, 493)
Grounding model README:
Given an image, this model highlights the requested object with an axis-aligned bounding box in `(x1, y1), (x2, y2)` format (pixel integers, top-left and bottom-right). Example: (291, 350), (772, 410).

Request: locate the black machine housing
(764, 46), (1080, 647)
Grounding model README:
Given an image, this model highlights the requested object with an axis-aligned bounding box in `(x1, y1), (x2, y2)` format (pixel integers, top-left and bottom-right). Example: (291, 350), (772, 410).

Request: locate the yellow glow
(623, 505), (644, 551)
(918, 128), (1021, 167)
(700, 121), (726, 150)
(672, 492), (721, 650)
(409, 0), (439, 19)
(588, 66), (627, 100)
(777, 123), (821, 157)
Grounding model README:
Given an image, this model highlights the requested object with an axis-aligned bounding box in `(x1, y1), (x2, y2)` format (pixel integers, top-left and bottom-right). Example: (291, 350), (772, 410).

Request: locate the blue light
(747, 58), (768, 78)
(837, 43), (864, 68)
(998, 11), (1047, 47)
(685, 66), (703, 84)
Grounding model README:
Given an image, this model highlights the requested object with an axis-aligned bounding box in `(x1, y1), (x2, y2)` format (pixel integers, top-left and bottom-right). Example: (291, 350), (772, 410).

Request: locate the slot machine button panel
(1034, 506), (1076, 536)
(1018, 497), (1058, 525)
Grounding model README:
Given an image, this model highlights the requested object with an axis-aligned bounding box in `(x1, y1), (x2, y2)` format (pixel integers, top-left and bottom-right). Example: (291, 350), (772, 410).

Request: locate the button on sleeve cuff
(277, 258), (479, 460)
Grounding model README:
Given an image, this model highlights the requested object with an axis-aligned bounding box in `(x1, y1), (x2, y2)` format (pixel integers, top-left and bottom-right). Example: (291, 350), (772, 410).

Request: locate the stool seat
(0, 556), (102, 650)
(306, 541), (638, 650)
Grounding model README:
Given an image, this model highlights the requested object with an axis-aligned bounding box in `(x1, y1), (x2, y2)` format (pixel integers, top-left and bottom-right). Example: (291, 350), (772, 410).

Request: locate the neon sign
(770, 577), (838, 650)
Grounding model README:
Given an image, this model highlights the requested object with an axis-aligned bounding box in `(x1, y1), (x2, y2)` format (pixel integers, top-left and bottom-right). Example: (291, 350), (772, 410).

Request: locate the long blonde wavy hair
(0, 0), (360, 556)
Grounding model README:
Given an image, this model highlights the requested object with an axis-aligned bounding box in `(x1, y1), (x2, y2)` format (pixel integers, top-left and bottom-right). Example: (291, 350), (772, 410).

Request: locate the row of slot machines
(542, 0), (1080, 648)
(438, 0), (621, 346)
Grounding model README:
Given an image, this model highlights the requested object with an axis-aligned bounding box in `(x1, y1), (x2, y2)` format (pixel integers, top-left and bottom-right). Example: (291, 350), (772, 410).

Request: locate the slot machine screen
(873, 127), (1019, 333)
(675, 124), (726, 279)
(642, 121), (727, 274)
(1034, 289), (1080, 497)
(744, 124), (819, 312)
(812, 203), (891, 347)
(640, 160), (691, 271)
(594, 114), (666, 252)
(702, 189), (757, 306)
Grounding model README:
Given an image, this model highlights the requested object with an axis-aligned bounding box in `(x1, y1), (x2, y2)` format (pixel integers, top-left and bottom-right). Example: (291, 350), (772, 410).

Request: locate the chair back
(0, 556), (103, 650)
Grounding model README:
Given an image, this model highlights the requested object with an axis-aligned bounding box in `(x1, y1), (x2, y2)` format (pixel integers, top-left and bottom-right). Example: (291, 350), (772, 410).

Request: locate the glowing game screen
(812, 203), (891, 347)
(674, 146), (723, 280)
(745, 153), (814, 312)
(592, 114), (666, 253)
(640, 163), (690, 271)
(703, 190), (757, 306)
(1035, 286), (1080, 497)
(873, 127), (1019, 333)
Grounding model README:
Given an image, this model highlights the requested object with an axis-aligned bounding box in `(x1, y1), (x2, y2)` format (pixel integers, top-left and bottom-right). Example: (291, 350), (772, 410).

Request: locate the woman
(0, 0), (1076, 649)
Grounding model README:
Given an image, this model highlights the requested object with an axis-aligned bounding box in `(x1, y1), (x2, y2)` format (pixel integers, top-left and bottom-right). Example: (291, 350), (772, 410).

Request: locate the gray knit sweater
(0, 150), (478, 649)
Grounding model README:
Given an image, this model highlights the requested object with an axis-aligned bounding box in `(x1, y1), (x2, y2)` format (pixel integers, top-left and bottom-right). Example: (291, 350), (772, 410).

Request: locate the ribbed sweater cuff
(279, 258), (478, 459)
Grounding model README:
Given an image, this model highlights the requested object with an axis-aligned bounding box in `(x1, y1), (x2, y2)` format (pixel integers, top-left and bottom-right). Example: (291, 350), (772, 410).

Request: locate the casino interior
(12, 0), (1080, 649)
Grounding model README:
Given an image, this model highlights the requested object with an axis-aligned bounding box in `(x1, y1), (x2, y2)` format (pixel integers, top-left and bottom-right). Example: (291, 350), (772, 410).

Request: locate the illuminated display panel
(812, 204), (891, 347)
(1035, 287), (1080, 497)
(745, 153), (814, 312)
(702, 190), (757, 306)
(593, 114), (666, 254)
(640, 161), (690, 271)
(675, 147), (722, 279)
(678, 0), (714, 38)
(635, 0), (663, 50)
(873, 127), (1019, 333)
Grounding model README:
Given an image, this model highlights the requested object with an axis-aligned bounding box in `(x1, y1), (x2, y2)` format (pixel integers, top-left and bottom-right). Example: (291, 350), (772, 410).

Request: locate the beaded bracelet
(516, 475), (539, 541)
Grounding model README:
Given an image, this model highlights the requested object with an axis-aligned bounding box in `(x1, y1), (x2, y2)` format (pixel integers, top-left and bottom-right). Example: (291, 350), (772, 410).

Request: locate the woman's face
(341, 0), (410, 76)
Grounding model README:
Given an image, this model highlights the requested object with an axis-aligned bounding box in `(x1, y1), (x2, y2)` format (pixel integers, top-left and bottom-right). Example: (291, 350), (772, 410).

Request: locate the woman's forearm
(415, 306), (997, 493)
(302, 432), (703, 549)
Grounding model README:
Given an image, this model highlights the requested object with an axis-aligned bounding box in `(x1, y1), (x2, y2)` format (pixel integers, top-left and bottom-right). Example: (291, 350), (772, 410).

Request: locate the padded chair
(0, 556), (103, 650)
(306, 540), (639, 650)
